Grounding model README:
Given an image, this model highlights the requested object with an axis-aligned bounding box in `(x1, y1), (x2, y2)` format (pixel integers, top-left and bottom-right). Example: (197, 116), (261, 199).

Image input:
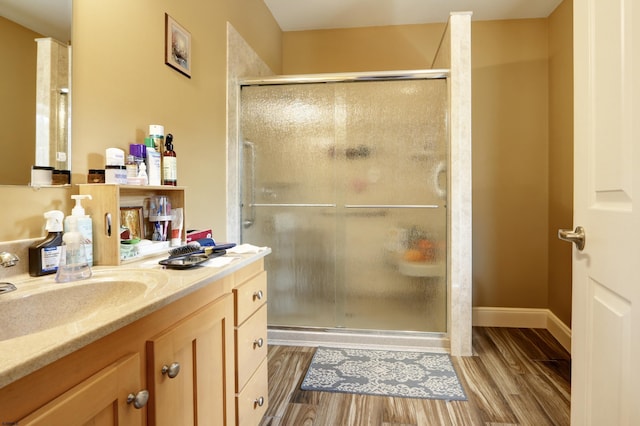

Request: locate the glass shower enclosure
(240, 73), (448, 334)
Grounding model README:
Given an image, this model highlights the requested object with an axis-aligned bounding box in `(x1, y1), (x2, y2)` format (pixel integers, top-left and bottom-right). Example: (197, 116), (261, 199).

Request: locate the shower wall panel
(241, 78), (448, 333)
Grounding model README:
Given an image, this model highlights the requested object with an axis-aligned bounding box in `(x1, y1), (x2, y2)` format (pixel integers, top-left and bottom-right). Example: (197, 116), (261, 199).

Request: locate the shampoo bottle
(64, 194), (93, 266)
(28, 210), (64, 276)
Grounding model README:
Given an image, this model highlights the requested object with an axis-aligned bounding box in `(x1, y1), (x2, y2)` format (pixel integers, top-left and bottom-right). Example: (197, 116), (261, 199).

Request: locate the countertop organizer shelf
(78, 184), (186, 266)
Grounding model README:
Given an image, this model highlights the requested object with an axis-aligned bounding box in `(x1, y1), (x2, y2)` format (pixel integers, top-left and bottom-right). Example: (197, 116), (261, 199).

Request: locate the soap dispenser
(64, 194), (93, 266)
(56, 216), (92, 283)
(28, 210), (64, 277)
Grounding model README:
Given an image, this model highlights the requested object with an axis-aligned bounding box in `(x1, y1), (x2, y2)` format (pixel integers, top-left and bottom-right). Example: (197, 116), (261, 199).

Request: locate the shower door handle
(243, 141), (256, 228)
(558, 226), (586, 251)
(434, 161), (447, 199)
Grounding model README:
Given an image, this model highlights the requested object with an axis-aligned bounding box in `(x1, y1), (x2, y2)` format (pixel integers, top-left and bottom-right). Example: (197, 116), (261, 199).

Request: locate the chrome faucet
(0, 252), (20, 268)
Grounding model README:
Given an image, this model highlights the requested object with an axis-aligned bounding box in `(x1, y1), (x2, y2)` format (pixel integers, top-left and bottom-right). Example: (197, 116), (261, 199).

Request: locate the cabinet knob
(253, 290), (264, 301)
(253, 337), (264, 349)
(127, 390), (149, 409)
(254, 396), (265, 408)
(161, 362), (181, 378)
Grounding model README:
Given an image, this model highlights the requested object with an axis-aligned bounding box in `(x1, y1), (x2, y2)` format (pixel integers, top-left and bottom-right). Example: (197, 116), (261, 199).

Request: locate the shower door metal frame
(238, 69), (451, 340)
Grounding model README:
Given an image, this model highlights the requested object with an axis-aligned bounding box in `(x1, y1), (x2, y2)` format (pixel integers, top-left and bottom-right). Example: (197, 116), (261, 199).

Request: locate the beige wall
(282, 10), (573, 319)
(471, 19), (550, 309)
(0, 17), (39, 185)
(283, 24), (446, 73)
(548, 0), (574, 326)
(72, 0), (281, 240)
(0, 0), (281, 242)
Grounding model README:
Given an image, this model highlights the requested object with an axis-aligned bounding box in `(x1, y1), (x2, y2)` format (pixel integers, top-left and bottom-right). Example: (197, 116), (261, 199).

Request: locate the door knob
(558, 226), (586, 251)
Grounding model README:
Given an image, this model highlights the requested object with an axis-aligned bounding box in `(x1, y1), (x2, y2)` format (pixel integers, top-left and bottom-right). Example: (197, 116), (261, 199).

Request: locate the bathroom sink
(0, 269), (169, 342)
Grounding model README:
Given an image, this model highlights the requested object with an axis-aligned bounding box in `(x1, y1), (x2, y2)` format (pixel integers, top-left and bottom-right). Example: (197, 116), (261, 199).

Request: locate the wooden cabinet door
(147, 294), (234, 426)
(18, 353), (144, 426)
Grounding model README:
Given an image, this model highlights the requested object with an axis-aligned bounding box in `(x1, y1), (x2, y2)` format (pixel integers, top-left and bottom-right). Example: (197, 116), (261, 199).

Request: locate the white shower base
(268, 327), (450, 353)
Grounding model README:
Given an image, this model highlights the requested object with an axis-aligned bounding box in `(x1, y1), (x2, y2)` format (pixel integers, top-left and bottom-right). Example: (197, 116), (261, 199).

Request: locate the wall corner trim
(472, 307), (571, 353)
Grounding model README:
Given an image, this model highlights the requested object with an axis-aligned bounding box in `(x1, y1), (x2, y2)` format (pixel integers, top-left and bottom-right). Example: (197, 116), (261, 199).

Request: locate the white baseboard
(473, 307), (572, 354)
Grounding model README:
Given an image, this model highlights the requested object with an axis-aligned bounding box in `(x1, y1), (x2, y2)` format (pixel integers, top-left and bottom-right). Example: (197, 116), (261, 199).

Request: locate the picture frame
(165, 13), (191, 78)
(120, 206), (145, 241)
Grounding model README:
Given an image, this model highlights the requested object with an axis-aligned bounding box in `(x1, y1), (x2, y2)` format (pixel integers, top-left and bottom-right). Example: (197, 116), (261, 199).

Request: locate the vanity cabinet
(0, 263), (248, 425)
(233, 262), (268, 426)
(17, 353), (145, 425)
(78, 184), (186, 266)
(147, 294), (234, 426)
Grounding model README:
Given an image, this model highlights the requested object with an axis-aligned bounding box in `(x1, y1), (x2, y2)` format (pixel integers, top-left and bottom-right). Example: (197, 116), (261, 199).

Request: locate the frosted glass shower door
(336, 80), (448, 332)
(240, 77), (448, 333)
(241, 83), (339, 328)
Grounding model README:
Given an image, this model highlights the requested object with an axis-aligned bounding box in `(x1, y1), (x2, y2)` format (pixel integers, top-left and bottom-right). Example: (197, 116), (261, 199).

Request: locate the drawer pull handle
(127, 390), (149, 409)
(253, 290), (264, 301)
(161, 362), (181, 378)
(253, 337), (264, 348)
(254, 396), (265, 408)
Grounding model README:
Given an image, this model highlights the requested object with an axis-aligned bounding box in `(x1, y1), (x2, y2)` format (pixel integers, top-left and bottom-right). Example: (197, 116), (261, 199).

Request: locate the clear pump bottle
(64, 195), (93, 266)
(56, 216), (92, 283)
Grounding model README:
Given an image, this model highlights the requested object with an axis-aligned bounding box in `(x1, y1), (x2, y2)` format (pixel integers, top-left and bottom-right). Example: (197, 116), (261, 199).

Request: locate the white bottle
(146, 147), (162, 186)
(138, 161), (149, 185)
(64, 194), (94, 266)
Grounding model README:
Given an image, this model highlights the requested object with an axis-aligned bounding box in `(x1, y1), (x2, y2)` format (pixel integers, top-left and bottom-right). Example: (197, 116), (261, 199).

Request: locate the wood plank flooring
(259, 327), (571, 425)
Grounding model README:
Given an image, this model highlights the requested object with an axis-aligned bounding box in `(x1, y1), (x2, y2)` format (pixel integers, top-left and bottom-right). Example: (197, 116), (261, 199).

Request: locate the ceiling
(264, 0), (564, 31)
(1, 0), (71, 42)
(0, 0), (563, 43)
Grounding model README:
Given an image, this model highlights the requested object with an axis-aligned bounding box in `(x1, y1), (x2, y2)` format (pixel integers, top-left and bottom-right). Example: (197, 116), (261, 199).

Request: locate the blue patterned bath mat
(301, 347), (467, 401)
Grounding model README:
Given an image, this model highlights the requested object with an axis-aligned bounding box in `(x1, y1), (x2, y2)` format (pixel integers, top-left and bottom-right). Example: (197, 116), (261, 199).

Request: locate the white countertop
(0, 249), (270, 388)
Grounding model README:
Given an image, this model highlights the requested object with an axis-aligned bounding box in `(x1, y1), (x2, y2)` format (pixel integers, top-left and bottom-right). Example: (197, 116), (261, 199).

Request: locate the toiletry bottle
(149, 125), (165, 153)
(64, 195), (93, 266)
(28, 210), (64, 276)
(56, 216), (92, 283)
(146, 147), (162, 186)
(138, 161), (149, 185)
(163, 133), (177, 186)
(126, 154), (138, 182)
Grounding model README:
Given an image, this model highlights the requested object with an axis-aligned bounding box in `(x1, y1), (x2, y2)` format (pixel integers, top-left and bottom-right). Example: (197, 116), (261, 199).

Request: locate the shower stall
(228, 13), (472, 355)
(240, 72), (449, 340)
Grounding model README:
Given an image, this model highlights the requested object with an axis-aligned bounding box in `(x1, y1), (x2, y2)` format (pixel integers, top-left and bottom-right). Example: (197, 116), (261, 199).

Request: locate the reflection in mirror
(0, 0), (71, 186)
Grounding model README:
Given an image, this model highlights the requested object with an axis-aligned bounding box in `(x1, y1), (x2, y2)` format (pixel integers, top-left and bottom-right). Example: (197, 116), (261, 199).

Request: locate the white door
(569, 0), (640, 424)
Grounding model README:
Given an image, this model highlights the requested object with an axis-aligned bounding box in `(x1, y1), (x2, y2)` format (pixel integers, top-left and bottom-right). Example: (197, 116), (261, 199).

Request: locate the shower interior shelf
(398, 260), (445, 277)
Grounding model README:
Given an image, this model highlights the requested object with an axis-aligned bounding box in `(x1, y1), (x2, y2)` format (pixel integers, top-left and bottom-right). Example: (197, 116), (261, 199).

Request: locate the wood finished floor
(259, 327), (571, 426)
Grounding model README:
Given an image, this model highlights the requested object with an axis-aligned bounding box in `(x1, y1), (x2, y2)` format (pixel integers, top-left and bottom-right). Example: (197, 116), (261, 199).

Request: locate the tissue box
(186, 229), (213, 243)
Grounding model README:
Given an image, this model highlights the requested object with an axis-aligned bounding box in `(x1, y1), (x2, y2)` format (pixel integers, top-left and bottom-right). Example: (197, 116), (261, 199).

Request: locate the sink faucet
(0, 252), (20, 268)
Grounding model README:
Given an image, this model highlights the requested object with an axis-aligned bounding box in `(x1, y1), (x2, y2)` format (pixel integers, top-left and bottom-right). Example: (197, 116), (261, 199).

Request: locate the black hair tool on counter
(159, 239), (236, 269)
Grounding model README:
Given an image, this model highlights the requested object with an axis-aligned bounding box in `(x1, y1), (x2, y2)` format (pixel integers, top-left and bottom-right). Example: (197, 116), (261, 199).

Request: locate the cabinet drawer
(235, 304), (267, 391)
(234, 271), (267, 325)
(236, 359), (268, 426)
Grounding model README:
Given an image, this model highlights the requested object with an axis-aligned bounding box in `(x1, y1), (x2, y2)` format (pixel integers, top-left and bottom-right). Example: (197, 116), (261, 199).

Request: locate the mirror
(0, 0), (72, 186)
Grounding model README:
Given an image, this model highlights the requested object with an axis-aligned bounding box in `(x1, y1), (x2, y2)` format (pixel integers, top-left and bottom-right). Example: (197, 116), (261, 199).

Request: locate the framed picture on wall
(165, 13), (191, 78)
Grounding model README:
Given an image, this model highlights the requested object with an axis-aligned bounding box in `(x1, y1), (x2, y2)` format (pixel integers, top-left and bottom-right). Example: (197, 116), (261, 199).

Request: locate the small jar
(87, 169), (105, 183)
(31, 165), (54, 186)
(126, 155), (138, 180)
(52, 169), (70, 185)
(105, 165), (127, 184)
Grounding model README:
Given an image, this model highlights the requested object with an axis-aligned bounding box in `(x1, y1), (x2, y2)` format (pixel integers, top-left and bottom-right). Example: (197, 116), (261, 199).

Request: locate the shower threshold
(268, 326), (450, 353)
